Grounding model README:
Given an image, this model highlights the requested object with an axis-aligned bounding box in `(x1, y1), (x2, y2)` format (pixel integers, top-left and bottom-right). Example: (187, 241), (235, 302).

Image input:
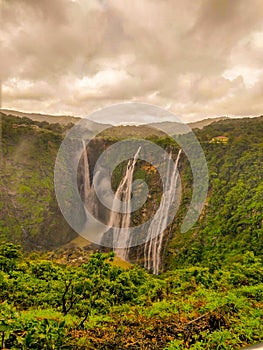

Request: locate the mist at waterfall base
(80, 142), (181, 275)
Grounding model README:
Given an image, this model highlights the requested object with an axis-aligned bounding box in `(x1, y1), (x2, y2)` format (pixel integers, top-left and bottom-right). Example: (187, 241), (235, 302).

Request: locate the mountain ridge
(1, 108), (231, 129)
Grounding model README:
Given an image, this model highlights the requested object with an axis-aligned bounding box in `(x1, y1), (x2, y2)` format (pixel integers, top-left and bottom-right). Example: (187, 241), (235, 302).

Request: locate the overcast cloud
(1, 0), (263, 123)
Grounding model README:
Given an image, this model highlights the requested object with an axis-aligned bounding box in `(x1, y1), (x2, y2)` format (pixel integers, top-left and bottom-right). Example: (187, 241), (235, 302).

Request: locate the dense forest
(168, 116), (263, 268)
(0, 113), (76, 248)
(0, 113), (262, 349)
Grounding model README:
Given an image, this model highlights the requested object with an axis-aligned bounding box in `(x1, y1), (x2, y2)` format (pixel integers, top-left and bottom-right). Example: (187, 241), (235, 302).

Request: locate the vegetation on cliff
(0, 113), (262, 348)
(0, 113), (76, 248)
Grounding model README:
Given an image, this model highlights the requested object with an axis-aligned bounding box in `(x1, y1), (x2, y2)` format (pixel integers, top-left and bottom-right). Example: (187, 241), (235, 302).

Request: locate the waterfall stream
(107, 147), (141, 260)
(82, 140), (98, 219)
(144, 149), (181, 274)
(82, 140), (91, 206)
(82, 141), (181, 274)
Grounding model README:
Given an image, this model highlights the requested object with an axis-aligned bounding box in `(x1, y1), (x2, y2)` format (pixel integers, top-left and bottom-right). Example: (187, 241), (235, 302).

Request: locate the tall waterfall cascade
(82, 140), (98, 218)
(107, 147), (141, 260)
(81, 141), (181, 275)
(144, 149), (182, 275)
(82, 140), (91, 206)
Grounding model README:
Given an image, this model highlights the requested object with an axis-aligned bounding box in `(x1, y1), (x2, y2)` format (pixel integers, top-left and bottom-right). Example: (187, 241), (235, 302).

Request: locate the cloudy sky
(1, 0), (263, 123)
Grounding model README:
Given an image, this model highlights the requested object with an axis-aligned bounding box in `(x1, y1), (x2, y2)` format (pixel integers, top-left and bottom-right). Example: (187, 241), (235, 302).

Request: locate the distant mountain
(1, 109), (229, 130)
(0, 109), (80, 125)
(188, 116), (229, 129)
(149, 121), (191, 135)
(150, 117), (229, 135)
(0, 109), (114, 134)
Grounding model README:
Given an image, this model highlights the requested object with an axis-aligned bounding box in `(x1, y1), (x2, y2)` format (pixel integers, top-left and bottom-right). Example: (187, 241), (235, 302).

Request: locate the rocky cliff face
(1, 113), (262, 272)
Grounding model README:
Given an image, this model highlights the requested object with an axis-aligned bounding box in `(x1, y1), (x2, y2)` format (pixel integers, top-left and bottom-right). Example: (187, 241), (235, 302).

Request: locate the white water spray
(144, 149), (181, 275)
(82, 141), (181, 271)
(108, 147), (141, 260)
(82, 140), (99, 220)
(82, 140), (91, 206)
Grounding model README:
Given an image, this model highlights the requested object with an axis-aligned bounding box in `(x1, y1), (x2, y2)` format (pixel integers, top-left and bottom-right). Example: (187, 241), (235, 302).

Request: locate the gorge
(81, 141), (182, 274)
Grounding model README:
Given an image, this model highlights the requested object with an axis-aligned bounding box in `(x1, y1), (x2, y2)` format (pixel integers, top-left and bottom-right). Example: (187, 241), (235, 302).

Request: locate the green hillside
(0, 113), (76, 248)
(0, 113), (262, 348)
(167, 116), (263, 268)
(1, 113), (262, 266)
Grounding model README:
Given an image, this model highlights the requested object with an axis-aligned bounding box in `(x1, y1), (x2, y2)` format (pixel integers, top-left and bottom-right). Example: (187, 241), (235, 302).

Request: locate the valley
(0, 112), (262, 348)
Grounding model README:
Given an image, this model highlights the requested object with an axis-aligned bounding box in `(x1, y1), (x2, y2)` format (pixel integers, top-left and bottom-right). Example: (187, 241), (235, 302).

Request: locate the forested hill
(0, 113), (77, 248)
(0, 112), (263, 266)
(0, 112), (262, 349)
(167, 116), (263, 268)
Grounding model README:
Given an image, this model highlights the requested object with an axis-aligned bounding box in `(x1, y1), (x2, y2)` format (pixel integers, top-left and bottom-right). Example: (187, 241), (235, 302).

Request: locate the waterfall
(82, 140), (99, 219)
(108, 147), (141, 260)
(81, 140), (181, 272)
(144, 149), (181, 275)
(82, 140), (91, 207)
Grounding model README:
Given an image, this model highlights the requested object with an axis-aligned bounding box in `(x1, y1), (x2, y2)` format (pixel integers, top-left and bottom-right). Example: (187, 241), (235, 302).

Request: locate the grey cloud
(1, 0), (263, 122)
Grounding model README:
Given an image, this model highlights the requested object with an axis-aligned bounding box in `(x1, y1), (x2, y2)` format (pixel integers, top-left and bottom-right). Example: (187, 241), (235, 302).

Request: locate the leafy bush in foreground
(0, 243), (262, 349)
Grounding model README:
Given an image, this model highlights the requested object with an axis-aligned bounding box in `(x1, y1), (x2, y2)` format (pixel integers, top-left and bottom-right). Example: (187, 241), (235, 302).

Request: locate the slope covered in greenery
(167, 116), (263, 268)
(1, 112), (262, 263)
(0, 114), (262, 348)
(0, 243), (262, 349)
(0, 113), (76, 248)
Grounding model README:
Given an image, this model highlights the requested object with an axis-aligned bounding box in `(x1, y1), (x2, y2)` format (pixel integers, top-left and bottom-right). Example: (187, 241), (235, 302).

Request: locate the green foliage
(0, 250), (261, 348)
(0, 243), (22, 273)
(0, 113), (76, 248)
(1, 114), (263, 348)
(168, 117), (263, 267)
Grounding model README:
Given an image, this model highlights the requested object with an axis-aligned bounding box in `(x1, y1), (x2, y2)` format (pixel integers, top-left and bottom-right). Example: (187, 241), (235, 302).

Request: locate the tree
(0, 243), (21, 273)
